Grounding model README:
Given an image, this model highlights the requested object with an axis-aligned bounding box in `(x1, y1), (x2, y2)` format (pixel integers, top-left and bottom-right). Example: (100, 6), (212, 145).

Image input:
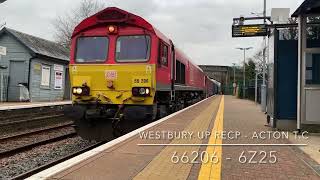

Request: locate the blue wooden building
(0, 27), (70, 102)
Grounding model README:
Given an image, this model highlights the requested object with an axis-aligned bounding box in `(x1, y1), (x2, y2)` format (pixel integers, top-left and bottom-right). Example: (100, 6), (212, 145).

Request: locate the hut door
(8, 61), (27, 101)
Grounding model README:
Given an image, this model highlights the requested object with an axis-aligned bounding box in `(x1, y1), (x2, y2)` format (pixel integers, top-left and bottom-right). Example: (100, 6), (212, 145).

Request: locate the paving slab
(0, 101), (71, 110)
(221, 96), (320, 180)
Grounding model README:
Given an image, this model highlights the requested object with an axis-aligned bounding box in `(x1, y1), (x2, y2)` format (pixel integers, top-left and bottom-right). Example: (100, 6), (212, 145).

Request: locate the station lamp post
(261, 0), (267, 112)
(232, 63), (236, 83)
(251, 1), (268, 111)
(236, 47), (252, 98)
(232, 63), (236, 96)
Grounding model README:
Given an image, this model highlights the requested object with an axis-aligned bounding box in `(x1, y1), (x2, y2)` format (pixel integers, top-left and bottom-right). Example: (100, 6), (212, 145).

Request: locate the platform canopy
(292, 0), (320, 17)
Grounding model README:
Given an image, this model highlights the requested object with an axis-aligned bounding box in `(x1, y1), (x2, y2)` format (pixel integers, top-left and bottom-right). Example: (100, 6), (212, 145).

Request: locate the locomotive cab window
(159, 42), (168, 66)
(116, 35), (150, 62)
(75, 37), (109, 63)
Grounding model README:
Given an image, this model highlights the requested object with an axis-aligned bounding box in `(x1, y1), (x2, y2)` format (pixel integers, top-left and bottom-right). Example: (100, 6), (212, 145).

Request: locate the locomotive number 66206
(134, 79), (149, 84)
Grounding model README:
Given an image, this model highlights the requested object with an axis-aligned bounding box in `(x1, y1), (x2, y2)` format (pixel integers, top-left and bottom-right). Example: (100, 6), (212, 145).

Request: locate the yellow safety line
(133, 96), (221, 180)
(198, 95), (224, 180)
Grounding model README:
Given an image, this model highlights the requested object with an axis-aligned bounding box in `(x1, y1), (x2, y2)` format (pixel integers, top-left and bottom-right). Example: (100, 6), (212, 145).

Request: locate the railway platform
(0, 101), (71, 111)
(28, 96), (320, 180)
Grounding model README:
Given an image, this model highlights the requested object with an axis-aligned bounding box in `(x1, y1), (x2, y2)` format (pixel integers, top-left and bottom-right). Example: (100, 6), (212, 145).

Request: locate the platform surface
(0, 101), (71, 110)
(28, 96), (320, 180)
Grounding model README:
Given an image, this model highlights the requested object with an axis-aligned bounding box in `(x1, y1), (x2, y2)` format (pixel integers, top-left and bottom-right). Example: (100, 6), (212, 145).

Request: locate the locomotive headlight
(107, 25), (118, 34)
(108, 26), (115, 33)
(72, 86), (90, 96)
(132, 87), (151, 97)
(139, 88), (146, 95)
(76, 88), (83, 94)
(73, 88), (77, 94)
(145, 88), (150, 95)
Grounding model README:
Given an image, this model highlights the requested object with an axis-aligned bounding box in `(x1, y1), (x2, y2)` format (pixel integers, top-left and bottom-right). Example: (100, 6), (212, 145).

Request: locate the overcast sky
(0, 0), (305, 66)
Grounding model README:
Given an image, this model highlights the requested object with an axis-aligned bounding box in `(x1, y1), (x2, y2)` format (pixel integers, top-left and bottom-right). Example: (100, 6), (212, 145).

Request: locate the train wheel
(113, 114), (156, 137)
(113, 116), (152, 137)
(74, 117), (114, 142)
(65, 105), (113, 141)
(112, 105), (158, 137)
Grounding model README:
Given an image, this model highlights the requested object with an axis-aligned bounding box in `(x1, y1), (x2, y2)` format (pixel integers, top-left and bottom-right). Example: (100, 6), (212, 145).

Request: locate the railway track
(0, 123), (76, 158)
(0, 105), (70, 138)
(0, 122), (73, 140)
(11, 141), (105, 180)
(0, 114), (64, 127)
(0, 116), (71, 140)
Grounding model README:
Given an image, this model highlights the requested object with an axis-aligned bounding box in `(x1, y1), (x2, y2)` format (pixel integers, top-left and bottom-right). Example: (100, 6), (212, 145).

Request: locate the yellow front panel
(70, 64), (156, 105)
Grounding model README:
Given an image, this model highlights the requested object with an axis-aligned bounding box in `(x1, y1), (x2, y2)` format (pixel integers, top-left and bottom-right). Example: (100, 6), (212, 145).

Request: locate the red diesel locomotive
(68, 7), (219, 140)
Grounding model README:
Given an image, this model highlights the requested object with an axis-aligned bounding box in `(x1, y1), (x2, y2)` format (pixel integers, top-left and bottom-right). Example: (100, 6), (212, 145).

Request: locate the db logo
(105, 70), (117, 80)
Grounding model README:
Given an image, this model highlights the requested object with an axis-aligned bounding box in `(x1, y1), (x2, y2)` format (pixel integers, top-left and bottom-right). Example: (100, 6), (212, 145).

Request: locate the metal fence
(232, 79), (263, 103)
(222, 84), (234, 95)
(247, 79), (263, 103)
(0, 74), (9, 102)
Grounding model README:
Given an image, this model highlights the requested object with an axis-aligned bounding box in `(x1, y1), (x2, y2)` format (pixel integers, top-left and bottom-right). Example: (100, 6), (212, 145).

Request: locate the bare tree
(52, 0), (105, 48)
(251, 46), (267, 74)
(307, 16), (320, 40)
(281, 17), (298, 40)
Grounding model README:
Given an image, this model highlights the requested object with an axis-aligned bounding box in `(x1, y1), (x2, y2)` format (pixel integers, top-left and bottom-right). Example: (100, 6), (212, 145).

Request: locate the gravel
(0, 126), (75, 153)
(0, 136), (96, 179)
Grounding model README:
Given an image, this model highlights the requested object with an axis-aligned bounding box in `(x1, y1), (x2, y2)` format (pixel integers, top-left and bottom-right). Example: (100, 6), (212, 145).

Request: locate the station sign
(232, 24), (269, 37)
(54, 64), (64, 71)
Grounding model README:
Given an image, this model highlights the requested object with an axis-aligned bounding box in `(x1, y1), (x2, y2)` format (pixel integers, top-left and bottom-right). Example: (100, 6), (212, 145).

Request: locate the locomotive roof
(175, 48), (204, 72)
(73, 7), (203, 72)
(72, 7), (170, 44)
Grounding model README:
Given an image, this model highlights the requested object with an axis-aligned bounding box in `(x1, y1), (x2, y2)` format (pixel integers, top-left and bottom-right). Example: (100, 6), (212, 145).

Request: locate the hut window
(41, 65), (51, 87)
(306, 54), (320, 85)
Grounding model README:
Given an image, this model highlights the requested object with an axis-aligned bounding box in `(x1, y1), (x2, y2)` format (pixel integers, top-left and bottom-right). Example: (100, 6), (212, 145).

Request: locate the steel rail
(0, 114), (64, 126)
(0, 122), (73, 141)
